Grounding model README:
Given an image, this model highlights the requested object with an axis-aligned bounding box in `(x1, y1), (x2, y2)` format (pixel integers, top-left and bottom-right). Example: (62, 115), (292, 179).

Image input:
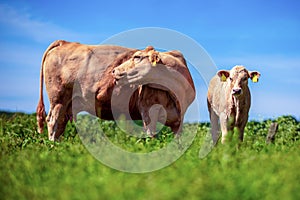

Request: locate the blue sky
(0, 0), (299, 122)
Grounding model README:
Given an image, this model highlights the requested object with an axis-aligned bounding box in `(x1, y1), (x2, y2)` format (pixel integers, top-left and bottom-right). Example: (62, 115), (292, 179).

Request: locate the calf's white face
(217, 66), (260, 97)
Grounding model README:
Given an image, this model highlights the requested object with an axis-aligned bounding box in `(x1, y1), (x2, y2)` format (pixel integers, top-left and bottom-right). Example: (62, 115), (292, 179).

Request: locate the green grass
(0, 113), (299, 200)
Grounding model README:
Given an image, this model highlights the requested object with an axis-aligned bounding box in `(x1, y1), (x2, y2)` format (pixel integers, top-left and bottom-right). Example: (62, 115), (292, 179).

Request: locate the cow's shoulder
(109, 49), (138, 69)
(165, 50), (184, 59)
(160, 50), (194, 91)
(162, 50), (186, 66)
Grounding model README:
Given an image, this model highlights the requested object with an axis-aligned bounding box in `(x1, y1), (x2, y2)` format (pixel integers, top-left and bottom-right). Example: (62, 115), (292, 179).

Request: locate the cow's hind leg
(46, 104), (68, 141)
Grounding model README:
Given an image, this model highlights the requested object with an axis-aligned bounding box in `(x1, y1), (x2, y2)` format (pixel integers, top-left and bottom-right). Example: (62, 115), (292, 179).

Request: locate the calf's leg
(220, 114), (236, 144)
(219, 113), (231, 144)
(237, 121), (247, 142)
(209, 109), (220, 144)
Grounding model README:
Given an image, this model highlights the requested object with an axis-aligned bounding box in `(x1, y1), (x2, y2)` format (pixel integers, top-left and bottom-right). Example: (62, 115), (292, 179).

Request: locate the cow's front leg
(141, 104), (163, 137)
(141, 112), (155, 137)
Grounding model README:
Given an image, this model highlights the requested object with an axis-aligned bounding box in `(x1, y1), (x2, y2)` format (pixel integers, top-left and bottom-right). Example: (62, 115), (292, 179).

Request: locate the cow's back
(43, 41), (135, 114)
(44, 42), (133, 87)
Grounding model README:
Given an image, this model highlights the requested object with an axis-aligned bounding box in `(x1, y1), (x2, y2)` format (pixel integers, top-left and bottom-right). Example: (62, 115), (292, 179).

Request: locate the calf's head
(217, 65), (260, 97)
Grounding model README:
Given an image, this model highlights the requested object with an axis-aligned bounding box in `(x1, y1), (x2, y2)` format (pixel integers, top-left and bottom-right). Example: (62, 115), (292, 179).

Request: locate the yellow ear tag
(252, 74), (258, 83)
(152, 60), (157, 67)
(221, 73), (227, 82)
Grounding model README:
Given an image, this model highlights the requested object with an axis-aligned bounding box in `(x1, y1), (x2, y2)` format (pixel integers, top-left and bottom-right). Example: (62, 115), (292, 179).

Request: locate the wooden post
(266, 122), (278, 144)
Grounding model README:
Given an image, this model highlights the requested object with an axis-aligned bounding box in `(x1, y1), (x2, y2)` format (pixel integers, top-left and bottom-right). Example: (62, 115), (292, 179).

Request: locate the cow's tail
(36, 40), (65, 134)
(36, 51), (46, 134)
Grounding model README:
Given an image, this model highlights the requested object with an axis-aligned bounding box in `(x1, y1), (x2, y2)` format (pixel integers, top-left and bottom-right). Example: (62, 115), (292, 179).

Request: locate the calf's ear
(249, 71), (261, 83)
(217, 70), (230, 82)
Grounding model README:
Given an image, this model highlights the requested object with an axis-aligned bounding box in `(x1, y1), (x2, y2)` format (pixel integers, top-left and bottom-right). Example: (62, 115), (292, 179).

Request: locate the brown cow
(112, 47), (195, 136)
(207, 65), (260, 144)
(36, 41), (193, 140)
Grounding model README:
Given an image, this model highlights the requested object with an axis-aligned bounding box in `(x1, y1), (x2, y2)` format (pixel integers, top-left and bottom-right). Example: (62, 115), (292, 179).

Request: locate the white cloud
(0, 3), (99, 43)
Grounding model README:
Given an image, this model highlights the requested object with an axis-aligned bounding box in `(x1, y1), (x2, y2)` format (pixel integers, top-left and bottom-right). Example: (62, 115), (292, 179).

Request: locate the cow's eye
(133, 55), (142, 63)
(229, 77), (233, 81)
(242, 77), (248, 82)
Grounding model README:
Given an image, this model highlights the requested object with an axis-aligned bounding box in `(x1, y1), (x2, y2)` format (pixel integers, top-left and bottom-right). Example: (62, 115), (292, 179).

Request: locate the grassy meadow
(0, 112), (299, 200)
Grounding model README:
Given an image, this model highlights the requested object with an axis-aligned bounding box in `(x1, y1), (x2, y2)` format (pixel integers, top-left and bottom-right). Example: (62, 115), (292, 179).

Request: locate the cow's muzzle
(112, 69), (125, 84)
(112, 68), (140, 85)
(232, 88), (242, 96)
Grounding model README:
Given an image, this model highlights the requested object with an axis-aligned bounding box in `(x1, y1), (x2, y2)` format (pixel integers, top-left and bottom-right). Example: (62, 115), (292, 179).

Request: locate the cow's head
(112, 46), (196, 116)
(112, 46), (161, 85)
(217, 65), (260, 97)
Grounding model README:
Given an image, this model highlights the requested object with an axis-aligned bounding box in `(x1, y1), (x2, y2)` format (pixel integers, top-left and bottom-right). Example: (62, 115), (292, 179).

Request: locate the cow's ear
(249, 71), (261, 83)
(217, 70), (230, 82)
(149, 51), (161, 67)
